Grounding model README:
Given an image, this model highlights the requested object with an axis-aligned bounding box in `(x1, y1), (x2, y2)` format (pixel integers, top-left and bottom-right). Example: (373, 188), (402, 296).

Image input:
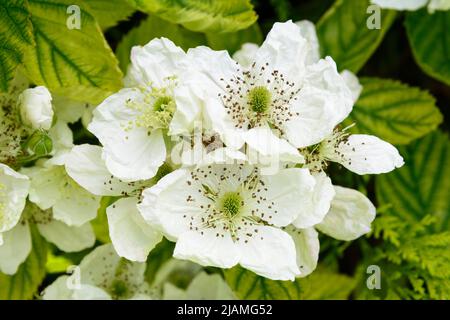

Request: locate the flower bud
(18, 86), (54, 130)
(25, 130), (53, 156)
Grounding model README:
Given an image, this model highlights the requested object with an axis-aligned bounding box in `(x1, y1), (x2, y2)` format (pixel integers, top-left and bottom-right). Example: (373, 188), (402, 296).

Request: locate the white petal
(18, 86), (54, 130)
(174, 229), (240, 269)
(48, 121), (74, 156)
(0, 223), (31, 275)
(53, 182), (100, 226)
(53, 95), (87, 124)
(65, 144), (139, 196)
(138, 169), (204, 240)
(88, 88), (166, 181)
(295, 20), (320, 64)
(232, 43), (260, 68)
(284, 57), (353, 148)
(428, 0), (450, 12)
(370, 0), (427, 10)
(254, 20), (308, 80)
(292, 171), (335, 229)
(107, 197), (162, 262)
(238, 226), (300, 280)
(285, 226), (319, 277)
(21, 165), (63, 211)
(185, 272), (236, 300)
(78, 244), (120, 287)
(328, 134), (404, 175)
(340, 70), (362, 104)
(0, 164), (29, 233)
(124, 38), (185, 87)
(243, 126), (304, 166)
(42, 276), (75, 300)
(256, 168), (316, 227)
(38, 220), (95, 252)
(169, 83), (202, 136)
(316, 186), (376, 241)
(72, 284), (112, 300)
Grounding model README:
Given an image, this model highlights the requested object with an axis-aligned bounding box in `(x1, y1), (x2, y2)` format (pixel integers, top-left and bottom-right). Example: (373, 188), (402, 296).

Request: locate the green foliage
(205, 23), (263, 54)
(91, 196), (117, 243)
(224, 266), (302, 300)
(81, 0), (135, 30)
(317, 0), (397, 73)
(224, 266), (356, 300)
(145, 239), (175, 285)
(405, 9), (450, 85)
(127, 0), (257, 33)
(116, 15), (205, 71)
(23, 0), (123, 104)
(344, 78), (443, 145)
(0, 0), (33, 92)
(0, 224), (48, 300)
(376, 130), (450, 230)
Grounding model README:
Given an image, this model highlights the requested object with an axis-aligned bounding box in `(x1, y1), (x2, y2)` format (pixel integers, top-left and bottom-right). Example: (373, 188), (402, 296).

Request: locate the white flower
(138, 163), (318, 280)
(43, 244), (157, 300)
(285, 185), (376, 277)
(18, 86), (54, 130)
(65, 144), (162, 262)
(304, 127), (404, 175)
(371, 0), (450, 12)
(0, 164), (30, 274)
(180, 21), (353, 164)
(88, 38), (198, 181)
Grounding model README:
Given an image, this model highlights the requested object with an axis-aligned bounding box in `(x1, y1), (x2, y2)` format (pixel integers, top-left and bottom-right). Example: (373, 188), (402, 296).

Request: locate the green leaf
(81, 0), (135, 29)
(343, 78), (443, 145)
(0, 224), (48, 300)
(224, 267), (302, 300)
(317, 0), (397, 73)
(24, 0), (123, 104)
(127, 0), (258, 33)
(405, 9), (450, 85)
(145, 238), (175, 285)
(91, 196), (117, 243)
(376, 130), (450, 231)
(116, 15), (205, 72)
(0, 0), (33, 92)
(206, 23), (263, 54)
(297, 267), (357, 299)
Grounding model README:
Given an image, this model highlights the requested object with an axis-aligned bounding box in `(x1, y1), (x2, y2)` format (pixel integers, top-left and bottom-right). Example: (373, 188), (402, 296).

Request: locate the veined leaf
(206, 23), (263, 54)
(127, 0), (257, 33)
(116, 15), (205, 72)
(343, 78), (443, 145)
(0, 0), (33, 92)
(81, 0), (135, 29)
(317, 0), (397, 73)
(224, 267), (302, 300)
(405, 9), (450, 86)
(0, 224), (48, 300)
(24, 0), (123, 105)
(376, 130), (450, 231)
(297, 267), (356, 299)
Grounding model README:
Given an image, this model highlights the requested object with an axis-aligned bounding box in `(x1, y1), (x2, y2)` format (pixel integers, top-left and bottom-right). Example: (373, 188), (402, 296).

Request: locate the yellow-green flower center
(220, 192), (243, 219)
(248, 86), (271, 114)
(110, 279), (129, 299)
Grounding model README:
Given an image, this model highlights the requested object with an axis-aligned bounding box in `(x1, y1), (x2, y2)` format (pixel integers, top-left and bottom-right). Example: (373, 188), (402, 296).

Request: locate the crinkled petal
(0, 164), (29, 233)
(174, 229), (240, 269)
(285, 226), (319, 277)
(0, 223), (31, 275)
(340, 70), (362, 104)
(88, 88), (166, 181)
(107, 197), (162, 262)
(232, 43), (259, 68)
(316, 186), (376, 241)
(124, 37), (185, 87)
(328, 134), (404, 175)
(65, 144), (140, 196)
(292, 171), (335, 229)
(238, 226), (299, 280)
(295, 20), (320, 64)
(255, 168), (316, 227)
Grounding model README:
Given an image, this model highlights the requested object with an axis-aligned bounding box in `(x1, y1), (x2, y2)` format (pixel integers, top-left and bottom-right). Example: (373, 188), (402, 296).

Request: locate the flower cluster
(0, 21), (403, 298)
